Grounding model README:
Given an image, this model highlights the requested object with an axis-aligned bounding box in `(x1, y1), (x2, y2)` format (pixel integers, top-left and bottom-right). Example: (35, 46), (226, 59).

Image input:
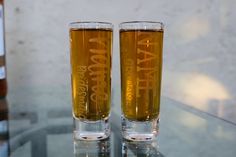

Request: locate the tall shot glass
(70, 22), (113, 140)
(119, 21), (164, 141)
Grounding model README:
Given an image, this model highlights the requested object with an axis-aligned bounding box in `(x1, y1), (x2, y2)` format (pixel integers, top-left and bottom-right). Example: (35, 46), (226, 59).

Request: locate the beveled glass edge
(119, 21), (164, 30)
(70, 21), (113, 30)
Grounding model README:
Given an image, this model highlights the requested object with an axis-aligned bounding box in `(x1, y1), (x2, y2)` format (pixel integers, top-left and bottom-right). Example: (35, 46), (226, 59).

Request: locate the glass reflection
(74, 137), (110, 157)
(122, 138), (162, 157)
(0, 99), (10, 157)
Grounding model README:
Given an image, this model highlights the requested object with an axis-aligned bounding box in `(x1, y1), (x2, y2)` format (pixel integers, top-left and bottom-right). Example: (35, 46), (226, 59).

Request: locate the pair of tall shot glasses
(70, 21), (164, 141)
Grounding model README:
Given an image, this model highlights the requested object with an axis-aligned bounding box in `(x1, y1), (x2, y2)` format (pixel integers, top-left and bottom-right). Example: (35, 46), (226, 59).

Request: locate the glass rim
(70, 21), (113, 30)
(119, 21), (164, 30)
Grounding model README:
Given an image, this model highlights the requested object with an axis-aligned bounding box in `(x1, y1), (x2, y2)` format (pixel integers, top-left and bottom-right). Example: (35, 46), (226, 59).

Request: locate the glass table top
(1, 95), (236, 157)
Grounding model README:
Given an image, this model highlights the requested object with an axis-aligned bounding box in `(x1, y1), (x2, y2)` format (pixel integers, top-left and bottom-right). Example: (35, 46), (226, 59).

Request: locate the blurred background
(5, 0), (236, 123)
(1, 0), (236, 156)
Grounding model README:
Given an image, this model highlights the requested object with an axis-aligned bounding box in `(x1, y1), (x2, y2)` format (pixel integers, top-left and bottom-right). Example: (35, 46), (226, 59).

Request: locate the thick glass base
(121, 115), (159, 141)
(73, 117), (110, 141)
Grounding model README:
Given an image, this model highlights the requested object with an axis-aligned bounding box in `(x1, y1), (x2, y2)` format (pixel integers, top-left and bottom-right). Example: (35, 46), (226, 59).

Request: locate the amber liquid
(70, 28), (112, 121)
(120, 29), (163, 121)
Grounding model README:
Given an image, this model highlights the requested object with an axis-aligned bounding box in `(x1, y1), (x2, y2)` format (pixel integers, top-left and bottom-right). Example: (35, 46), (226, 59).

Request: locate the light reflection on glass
(179, 112), (207, 129)
(214, 126), (234, 140)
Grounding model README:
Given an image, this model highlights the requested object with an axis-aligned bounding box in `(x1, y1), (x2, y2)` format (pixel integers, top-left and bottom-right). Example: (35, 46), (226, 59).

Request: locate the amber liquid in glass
(70, 28), (112, 121)
(120, 29), (163, 121)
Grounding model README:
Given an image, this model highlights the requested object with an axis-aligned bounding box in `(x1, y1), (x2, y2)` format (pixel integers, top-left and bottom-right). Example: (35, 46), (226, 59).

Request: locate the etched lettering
(137, 34), (157, 98)
(125, 59), (135, 105)
(88, 37), (108, 104)
(137, 48), (157, 64)
(76, 66), (87, 116)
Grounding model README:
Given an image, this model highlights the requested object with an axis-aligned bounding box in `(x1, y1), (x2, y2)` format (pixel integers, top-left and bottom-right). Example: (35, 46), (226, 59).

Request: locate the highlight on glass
(119, 21), (164, 141)
(70, 21), (113, 140)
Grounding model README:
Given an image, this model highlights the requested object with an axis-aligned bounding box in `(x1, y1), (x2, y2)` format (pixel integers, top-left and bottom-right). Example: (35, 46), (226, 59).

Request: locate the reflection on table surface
(0, 99), (10, 157)
(73, 134), (163, 157)
(1, 97), (236, 157)
(74, 137), (111, 157)
(122, 139), (163, 157)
